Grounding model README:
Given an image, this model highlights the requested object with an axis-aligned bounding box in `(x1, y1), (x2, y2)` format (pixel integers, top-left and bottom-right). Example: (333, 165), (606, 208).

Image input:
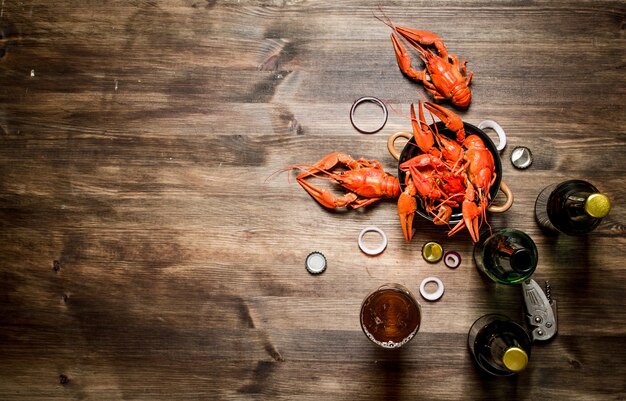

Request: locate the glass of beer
(360, 283), (422, 349)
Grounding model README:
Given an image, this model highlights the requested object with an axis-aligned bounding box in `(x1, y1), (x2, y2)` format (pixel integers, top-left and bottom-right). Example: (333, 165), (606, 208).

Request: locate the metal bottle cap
(305, 252), (327, 274)
(510, 146), (533, 169)
(585, 193), (611, 218)
(502, 347), (528, 372)
(422, 242), (443, 263)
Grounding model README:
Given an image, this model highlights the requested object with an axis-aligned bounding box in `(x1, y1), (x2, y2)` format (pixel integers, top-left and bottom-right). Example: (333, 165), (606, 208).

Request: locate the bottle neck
(565, 191), (597, 217)
(510, 249), (534, 273)
(490, 336), (529, 373)
(492, 235), (535, 274)
(547, 180), (608, 235)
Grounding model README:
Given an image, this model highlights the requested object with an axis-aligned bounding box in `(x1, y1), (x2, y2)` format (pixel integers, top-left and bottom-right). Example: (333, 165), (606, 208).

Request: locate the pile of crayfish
(280, 102), (495, 243)
(276, 14), (496, 242)
(397, 101), (496, 243)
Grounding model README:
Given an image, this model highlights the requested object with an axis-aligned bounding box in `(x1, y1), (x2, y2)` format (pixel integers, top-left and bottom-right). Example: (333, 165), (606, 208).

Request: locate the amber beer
(360, 283), (421, 348)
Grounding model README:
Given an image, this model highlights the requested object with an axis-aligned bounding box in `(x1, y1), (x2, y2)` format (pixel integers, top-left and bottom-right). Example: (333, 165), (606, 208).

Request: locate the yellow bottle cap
(422, 242), (443, 263)
(585, 193), (611, 218)
(503, 347), (528, 373)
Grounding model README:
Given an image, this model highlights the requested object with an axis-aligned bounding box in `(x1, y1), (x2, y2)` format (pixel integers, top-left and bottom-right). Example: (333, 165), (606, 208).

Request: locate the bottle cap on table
(422, 242), (443, 263)
(510, 146), (533, 169)
(584, 193), (611, 218)
(305, 251), (327, 274)
(503, 347), (528, 372)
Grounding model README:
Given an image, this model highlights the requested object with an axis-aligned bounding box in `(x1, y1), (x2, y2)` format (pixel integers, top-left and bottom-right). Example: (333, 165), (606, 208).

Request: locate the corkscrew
(522, 279), (557, 341)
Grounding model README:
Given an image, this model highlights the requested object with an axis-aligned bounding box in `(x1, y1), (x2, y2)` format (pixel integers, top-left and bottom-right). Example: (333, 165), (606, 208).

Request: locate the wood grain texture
(0, 0), (625, 400)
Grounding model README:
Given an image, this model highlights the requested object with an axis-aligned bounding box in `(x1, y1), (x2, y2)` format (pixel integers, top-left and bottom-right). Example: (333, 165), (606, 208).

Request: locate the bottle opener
(522, 279), (557, 341)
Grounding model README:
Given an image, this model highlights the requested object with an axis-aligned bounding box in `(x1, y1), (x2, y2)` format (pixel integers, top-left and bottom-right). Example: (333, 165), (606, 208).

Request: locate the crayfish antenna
(264, 163), (335, 183)
(264, 163), (310, 183)
(265, 164), (302, 183)
(398, 35), (429, 59)
(384, 101), (412, 122)
(479, 192), (492, 236)
(373, 6), (397, 31)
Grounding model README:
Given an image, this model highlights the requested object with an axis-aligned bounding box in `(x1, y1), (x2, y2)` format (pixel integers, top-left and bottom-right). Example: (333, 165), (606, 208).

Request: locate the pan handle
(387, 131), (413, 161)
(487, 181), (514, 213)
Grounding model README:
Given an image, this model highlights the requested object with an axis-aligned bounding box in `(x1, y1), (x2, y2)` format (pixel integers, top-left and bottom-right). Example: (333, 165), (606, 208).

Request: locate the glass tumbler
(360, 283), (421, 349)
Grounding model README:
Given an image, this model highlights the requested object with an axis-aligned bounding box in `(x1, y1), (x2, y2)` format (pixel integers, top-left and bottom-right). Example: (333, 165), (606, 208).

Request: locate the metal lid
(585, 193), (611, 218)
(502, 347), (528, 373)
(305, 252), (327, 274)
(422, 242), (443, 263)
(510, 146), (533, 169)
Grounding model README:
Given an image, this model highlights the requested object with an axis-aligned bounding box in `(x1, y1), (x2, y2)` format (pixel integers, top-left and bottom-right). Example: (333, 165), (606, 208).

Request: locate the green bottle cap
(422, 242), (443, 263)
(585, 193), (611, 218)
(503, 347), (528, 373)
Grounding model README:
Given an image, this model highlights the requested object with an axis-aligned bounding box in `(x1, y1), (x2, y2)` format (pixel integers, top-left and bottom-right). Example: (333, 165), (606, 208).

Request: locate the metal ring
(350, 96), (388, 134)
(419, 277), (444, 301)
(358, 226), (388, 256)
(478, 120), (507, 152)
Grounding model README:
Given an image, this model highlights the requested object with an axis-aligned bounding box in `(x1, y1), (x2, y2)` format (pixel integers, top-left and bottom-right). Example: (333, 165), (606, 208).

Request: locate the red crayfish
(379, 16), (473, 108)
(282, 152), (402, 209)
(397, 101), (495, 243)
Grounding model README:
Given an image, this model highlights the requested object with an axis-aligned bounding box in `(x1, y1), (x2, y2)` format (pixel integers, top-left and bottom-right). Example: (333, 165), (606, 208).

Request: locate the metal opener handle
(522, 279), (558, 341)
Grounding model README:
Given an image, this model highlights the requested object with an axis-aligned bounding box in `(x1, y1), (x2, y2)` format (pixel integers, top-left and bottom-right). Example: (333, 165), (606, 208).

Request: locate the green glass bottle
(473, 229), (538, 285)
(535, 179), (611, 235)
(468, 314), (532, 376)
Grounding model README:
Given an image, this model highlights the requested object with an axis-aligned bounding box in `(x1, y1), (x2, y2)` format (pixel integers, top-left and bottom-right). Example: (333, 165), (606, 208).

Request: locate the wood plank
(1, 0), (625, 399)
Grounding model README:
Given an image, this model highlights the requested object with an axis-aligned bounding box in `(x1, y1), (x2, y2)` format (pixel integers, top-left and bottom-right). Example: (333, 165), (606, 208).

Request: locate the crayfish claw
(424, 102), (466, 143)
(391, 33), (426, 82)
(394, 26), (449, 60)
(398, 191), (417, 242)
(411, 102), (439, 154)
(457, 199), (482, 243)
(446, 181), (483, 243)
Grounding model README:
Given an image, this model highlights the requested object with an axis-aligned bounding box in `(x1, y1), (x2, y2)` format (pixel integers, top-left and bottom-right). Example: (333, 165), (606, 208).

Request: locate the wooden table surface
(1, 1), (625, 400)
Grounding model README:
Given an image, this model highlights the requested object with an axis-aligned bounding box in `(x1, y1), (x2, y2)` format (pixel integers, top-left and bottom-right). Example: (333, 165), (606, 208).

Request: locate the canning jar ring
(358, 226), (388, 256)
(350, 96), (388, 134)
(419, 277), (444, 301)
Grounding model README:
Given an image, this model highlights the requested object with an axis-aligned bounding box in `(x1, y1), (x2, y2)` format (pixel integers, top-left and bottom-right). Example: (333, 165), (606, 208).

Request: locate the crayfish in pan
(281, 152), (402, 209)
(398, 101), (495, 243)
(378, 15), (473, 108)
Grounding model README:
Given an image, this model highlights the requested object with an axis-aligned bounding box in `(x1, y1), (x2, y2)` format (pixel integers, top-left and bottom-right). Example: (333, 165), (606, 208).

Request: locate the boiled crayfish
(380, 17), (473, 108)
(398, 101), (495, 243)
(284, 152), (403, 209)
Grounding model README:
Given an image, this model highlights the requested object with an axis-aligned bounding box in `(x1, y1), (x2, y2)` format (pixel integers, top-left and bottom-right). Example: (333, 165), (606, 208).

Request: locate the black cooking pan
(387, 121), (513, 225)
